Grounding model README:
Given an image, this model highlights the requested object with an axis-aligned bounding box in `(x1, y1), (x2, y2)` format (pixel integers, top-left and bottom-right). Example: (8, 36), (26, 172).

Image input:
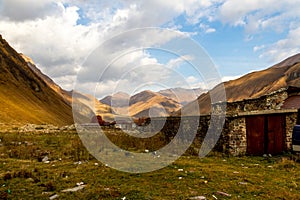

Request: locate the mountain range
(100, 88), (204, 118)
(0, 34), (299, 125)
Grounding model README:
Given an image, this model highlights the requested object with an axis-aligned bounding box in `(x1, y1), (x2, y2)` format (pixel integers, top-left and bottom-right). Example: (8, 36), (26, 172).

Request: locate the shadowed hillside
(0, 35), (73, 125)
(21, 54), (115, 122)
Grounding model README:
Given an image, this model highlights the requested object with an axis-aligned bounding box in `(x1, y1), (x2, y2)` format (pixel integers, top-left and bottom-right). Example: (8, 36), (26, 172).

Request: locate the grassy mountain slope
(0, 35), (73, 125)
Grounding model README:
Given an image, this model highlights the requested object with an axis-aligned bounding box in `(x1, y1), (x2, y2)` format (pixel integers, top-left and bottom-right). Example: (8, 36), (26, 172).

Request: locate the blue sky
(0, 0), (300, 98)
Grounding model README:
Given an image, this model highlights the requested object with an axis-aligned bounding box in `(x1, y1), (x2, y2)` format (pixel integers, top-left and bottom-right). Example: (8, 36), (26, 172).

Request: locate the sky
(0, 0), (300, 98)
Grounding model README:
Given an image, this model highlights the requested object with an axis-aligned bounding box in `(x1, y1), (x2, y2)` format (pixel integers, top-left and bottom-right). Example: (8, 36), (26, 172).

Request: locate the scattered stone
(189, 196), (206, 200)
(76, 182), (84, 186)
(178, 169), (184, 172)
(145, 149), (149, 153)
(204, 180), (208, 184)
(42, 156), (49, 163)
(212, 194), (218, 199)
(216, 191), (231, 197)
(44, 161), (50, 164)
(238, 182), (248, 185)
(263, 154), (267, 158)
(268, 154), (272, 157)
(121, 197), (126, 200)
(62, 185), (86, 192)
(94, 163), (99, 166)
(49, 194), (59, 200)
(233, 171), (239, 174)
(178, 177), (183, 180)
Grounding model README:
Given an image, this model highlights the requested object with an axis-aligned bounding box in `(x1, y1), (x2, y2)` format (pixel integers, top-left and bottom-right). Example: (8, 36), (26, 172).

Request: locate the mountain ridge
(0, 35), (73, 125)
(181, 53), (300, 115)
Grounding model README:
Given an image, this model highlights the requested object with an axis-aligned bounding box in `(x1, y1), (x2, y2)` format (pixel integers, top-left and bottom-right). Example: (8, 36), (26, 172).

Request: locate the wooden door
(246, 116), (265, 155)
(267, 115), (285, 154)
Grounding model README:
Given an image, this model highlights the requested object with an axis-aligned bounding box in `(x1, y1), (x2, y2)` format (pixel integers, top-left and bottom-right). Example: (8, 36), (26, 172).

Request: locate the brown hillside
(21, 54), (114, 121)
(101, 90), (181, 118)
(0, 35), (73, 126)
(182, 54), (300, 115)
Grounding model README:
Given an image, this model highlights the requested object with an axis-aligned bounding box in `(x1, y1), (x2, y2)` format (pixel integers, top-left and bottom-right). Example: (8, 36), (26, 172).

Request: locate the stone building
(153, 86), (300, 156)
(214, 86), (300, 156)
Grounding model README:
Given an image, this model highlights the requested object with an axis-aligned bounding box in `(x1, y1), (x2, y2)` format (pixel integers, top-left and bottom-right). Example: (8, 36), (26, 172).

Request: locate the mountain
(129, 90), (181, 117)
(20, 54), (114, 122)
(100, 92), (130, 107)
(182, 53), (300, 115)
(158, 87), (206, 105)
(101, 90), (181, 118)
(20, 53), (72, 104)
(0, 35), (72, 126)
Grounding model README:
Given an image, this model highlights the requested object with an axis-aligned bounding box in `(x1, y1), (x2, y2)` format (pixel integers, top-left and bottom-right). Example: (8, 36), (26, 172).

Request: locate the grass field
(0, 129), (299, 199)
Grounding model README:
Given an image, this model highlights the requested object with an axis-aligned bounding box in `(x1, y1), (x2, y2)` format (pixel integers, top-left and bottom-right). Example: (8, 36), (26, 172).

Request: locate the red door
(267, 115), (285, 155)
(246, 116), (265, 155)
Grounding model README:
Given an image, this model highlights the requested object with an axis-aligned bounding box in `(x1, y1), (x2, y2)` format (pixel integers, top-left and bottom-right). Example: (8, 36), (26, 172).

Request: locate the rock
(216, 191), (231, 197)
(62, 185), (86, 192)
(189, 196), (206, 200)
(42, 156), (49, 162)
(49, 194), (59, 200)
(76, 182), (84, 186)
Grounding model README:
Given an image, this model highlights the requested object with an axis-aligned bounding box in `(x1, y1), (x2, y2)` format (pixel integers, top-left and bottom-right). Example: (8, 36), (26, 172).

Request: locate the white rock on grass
(189, 196), (206, 200)
(62, 185), (86, 192)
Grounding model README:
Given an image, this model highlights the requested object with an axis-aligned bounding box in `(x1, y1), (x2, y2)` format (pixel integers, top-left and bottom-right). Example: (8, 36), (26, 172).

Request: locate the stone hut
(215, 86), (300, 155)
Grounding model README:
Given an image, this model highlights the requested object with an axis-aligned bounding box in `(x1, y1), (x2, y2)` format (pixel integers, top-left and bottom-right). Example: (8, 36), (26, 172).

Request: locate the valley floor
(0, 130), (299, 199)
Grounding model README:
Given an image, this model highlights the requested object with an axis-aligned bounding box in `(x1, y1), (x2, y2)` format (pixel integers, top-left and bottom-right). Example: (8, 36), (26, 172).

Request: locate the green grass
(0, 130), (299, 199)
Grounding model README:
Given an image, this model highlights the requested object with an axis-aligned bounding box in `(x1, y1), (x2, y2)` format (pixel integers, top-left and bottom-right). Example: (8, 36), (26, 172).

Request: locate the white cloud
(166, 55), (194, 69)
(1, 0), (300, 96)
(199, 23), (216, 34)
(0, 0), (60, 21)
(253, 45), (265, 52)
(259, 27), (300, 63)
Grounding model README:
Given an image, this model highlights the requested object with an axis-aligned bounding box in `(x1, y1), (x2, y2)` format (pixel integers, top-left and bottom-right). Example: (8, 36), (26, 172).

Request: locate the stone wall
(286, 112), (298, 150)
(223, 116), (247, 156)
(154, 110), (298, 156)
(218, 88), (289, 114)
